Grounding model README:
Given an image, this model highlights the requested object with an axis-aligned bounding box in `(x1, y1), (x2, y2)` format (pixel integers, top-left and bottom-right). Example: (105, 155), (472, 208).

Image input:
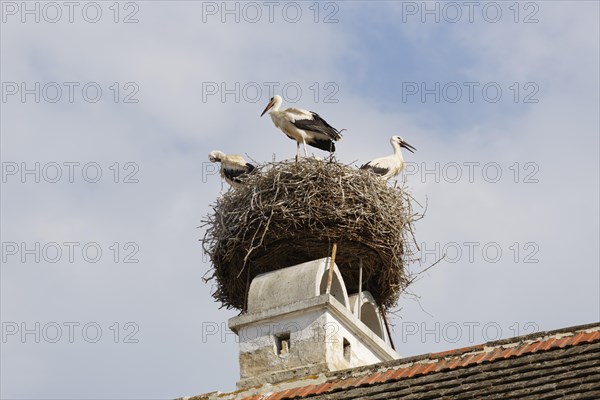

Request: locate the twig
(325, 243), (338, 294)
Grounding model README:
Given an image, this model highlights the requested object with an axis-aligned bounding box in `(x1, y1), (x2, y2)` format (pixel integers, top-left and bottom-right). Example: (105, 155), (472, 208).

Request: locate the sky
(1, 1), (599, 399)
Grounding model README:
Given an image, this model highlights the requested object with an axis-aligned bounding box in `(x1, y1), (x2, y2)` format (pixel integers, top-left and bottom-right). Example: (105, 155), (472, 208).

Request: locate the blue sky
(1, 1), (599, 399)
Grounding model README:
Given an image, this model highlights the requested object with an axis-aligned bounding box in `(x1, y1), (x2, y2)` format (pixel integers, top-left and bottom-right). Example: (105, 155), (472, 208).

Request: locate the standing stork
(208, 150), (256, 188)
(260, 95), (343, 159)
(360, 136), (416, 180)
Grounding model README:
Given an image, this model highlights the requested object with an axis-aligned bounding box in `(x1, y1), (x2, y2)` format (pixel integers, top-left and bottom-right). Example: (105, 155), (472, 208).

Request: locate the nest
(201, 158), (418, 311)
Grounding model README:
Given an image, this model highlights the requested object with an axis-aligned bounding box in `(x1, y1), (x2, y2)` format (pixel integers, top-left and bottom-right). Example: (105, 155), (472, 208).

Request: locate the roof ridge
(182, 322), (600, 400)
(248, 322), (600, 400)
(323, 322), (600, 380)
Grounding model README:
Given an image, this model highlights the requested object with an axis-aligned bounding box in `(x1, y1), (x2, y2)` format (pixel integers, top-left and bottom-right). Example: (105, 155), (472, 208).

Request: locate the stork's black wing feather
(291, 112), (342, 140)
(360, 163), (389, 176)
(307, 137), (336, 152)
(223, 165), (254, 184)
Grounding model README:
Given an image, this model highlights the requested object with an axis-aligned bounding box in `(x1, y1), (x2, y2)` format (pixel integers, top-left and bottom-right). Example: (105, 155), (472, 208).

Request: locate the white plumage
(260, 95), (343, 159)
(208, 150), (255, 188)
(360, 136), (416, 181)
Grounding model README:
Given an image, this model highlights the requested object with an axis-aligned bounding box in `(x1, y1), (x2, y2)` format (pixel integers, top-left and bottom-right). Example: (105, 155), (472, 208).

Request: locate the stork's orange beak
(260, 99), (274, 117)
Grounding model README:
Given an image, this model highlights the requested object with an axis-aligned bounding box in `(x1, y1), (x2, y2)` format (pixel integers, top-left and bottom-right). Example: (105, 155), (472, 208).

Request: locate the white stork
(260, 95), (343, 159)
(360, 136), (416, 180)
(208, 150), (256, 188)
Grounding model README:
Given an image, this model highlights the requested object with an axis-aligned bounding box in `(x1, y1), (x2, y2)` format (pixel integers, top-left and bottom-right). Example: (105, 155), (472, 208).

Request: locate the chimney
(228, 257), (400, 389)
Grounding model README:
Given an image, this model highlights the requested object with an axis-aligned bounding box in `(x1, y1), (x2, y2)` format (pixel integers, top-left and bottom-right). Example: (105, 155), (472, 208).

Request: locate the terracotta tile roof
(184, 322), (600, 400)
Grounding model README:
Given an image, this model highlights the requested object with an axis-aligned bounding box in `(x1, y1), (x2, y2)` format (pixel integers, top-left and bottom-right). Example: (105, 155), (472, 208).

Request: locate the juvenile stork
(260, 95), (343, 159)
(208, 150), (256, 188)
(360, 136), (416, 180)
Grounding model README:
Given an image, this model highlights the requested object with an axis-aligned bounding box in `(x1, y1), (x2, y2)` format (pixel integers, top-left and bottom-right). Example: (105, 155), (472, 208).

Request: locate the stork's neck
(391, 141), (404, 159)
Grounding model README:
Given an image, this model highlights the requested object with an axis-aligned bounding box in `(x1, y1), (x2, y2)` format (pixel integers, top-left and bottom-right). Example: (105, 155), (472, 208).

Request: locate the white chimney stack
(228, 258), (400, 389)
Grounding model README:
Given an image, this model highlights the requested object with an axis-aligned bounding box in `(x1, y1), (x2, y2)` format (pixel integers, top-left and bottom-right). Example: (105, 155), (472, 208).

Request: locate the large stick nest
(201, 158), (418, 311)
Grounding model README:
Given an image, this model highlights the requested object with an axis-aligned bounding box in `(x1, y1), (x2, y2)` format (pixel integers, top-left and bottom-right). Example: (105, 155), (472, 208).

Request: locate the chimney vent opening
(343, 338), (351, 362)
(274, 332), (290, 356)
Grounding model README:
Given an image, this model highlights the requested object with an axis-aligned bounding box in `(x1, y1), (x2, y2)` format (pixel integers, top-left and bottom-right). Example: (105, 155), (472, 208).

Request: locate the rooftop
(181, 322), (600, 400)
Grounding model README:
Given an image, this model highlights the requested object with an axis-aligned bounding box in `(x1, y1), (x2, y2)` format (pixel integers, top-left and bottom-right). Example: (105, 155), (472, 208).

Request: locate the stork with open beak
(260, 95), (343, 159)
(208, 150), (256, 188)
(360, 136), (416, 181)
